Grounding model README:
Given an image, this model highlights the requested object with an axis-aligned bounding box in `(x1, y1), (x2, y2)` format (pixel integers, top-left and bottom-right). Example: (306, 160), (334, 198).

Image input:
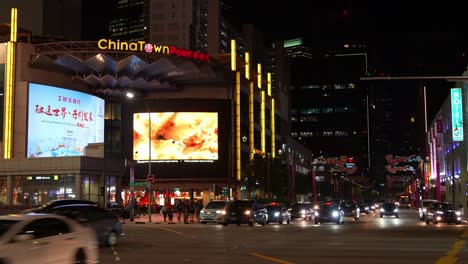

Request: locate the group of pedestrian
(160, 199), (203, 223)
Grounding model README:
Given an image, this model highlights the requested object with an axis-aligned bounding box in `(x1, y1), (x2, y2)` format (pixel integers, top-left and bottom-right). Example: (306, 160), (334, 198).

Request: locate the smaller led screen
(133, 112), (218, 160)
(27, 83), (105, 157)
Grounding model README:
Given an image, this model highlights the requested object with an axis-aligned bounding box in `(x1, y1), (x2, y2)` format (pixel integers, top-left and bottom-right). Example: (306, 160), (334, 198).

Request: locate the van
(199, 200), (230, 224)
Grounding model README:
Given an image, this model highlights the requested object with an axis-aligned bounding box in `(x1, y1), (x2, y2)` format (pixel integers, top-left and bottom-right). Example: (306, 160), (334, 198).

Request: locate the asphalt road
(99, 209), (468, 264)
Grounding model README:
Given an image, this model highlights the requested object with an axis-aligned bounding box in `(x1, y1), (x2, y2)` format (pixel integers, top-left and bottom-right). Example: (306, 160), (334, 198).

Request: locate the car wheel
(287, 220), (290, 224)
(380, 214), (383, 218)
(248, 218), (254, 226)
(396, 214), (399, 218)
(222, 222), (228, 226)
(426, 219), (430, 225)
(315, 219), (319, 225)
(74, 249), (87, 264)
(433, 221), (438, 225)
(107, 231), (119, 247)
(456, 221), (461, 225)
(201, 221), (207, 224)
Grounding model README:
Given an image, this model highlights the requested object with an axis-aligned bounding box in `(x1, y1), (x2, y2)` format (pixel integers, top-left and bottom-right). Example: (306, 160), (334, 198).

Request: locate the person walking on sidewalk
(161, 204), (168, 222)
(183, 200), (190, 224)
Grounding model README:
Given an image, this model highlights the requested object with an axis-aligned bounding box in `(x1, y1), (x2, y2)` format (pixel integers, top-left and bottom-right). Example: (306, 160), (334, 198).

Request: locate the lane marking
(156, 226), (194, 238)
(111, 246), (120, 262)
(435, 239), (465, 264)
(249, 252), (294, 264)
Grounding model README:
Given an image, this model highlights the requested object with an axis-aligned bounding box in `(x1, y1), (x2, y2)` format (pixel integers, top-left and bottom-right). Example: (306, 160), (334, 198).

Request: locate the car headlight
(314, 205), (319, 210)
(456, 211), (462, 216)
(332, 211), (339, 217)
(422, 208), (427, 213)
(314, 211), (319, 216)
(436, 211), (444, 214)
(300, 210), (306, 214)
(200, 210), (205, 214)
(365, 207), (369, 210)
(244, 210), (251, 215)
(274, 212), (280, 217)
(380, 209), (385, 212)
(215, 210), (222, 214)
(393, 209), (398, 212)
(221, 210), (226, 215)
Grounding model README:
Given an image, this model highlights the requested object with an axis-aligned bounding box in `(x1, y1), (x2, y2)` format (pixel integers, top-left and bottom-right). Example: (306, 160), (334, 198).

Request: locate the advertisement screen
(133, 112), (218, 161)
(27, 83), (105, 157)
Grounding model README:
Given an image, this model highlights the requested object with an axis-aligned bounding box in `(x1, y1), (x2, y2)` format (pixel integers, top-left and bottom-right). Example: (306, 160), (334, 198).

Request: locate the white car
(419, 199), (439, 221)
(0, 213), (99, 264)
(199, 200), (230, 224)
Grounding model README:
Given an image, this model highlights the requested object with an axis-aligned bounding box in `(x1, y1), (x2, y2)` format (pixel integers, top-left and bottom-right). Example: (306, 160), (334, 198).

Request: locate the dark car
(23, 199), (97, 214)
(357, 201), (371, 214)
(290, 203), (313, 220)
(380, 202), (399, 218)
(314, 202), (344, 224)
(265, 204), (291, 224)
(340, 200), (360, 220)
(221, 200), (267, 226)
(29, 203), (124, 247)
(425, 202), (462, 225)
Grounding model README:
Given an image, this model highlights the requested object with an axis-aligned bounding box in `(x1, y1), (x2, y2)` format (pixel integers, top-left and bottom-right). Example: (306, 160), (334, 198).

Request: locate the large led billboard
(133, 112), (218, 161)
(27, 83), (105, 157)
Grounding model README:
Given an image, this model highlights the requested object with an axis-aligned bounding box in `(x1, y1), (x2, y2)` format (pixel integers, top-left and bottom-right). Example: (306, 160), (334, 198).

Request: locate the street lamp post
(146, 105), (152, 223)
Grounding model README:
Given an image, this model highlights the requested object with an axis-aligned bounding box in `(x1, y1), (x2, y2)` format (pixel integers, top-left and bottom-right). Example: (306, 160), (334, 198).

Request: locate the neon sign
(97, 39), (209, 61)
(451, 88), (463, 141)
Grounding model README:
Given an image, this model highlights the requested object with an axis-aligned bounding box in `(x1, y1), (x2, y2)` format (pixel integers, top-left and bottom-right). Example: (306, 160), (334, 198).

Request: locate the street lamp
(126, 92), (152, 222)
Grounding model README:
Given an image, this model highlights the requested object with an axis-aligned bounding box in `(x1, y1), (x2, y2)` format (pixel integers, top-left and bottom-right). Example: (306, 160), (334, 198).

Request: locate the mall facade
(0, 9), (312, 208)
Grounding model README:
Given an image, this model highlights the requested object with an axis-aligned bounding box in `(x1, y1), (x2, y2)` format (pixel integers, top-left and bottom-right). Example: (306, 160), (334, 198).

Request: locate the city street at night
(100, 209), (468, 264)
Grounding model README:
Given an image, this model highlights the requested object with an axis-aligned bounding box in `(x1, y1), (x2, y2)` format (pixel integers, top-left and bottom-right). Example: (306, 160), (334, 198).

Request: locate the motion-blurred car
(290, 203), (313, 220)
(419, 199), (438, 221)
(425, 202), (462, 225)
(380, 202), (399, 218)
(357, 201), (371, 214)
(29, 203), (124, 247)
(0, 214), (99, 264)
(340, 200), (360, 220)
(23, 199), (97, 214)
(221, 200), (267, 226)
(199, 200), (230, 224)
(314, 202), (344, 224)
(265, 203), (291, 224)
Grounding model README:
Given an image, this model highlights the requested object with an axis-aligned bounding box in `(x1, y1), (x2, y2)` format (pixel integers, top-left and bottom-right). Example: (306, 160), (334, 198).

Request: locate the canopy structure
(30, 41), (224, 97)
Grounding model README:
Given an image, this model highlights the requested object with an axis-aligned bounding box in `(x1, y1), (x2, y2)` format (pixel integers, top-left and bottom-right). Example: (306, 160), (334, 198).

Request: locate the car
(425, 202), (462, 225)
(419, 199), (438, 221)
(289, 203), (313, 220)
(340, 200), (360, 220)
(314, 202), (344, 224)
(29, 203), (124, 247)
(364, 200), (377, 211)
(265, 203), (291, 224)
(23, 199), (98, 214)
(0, 213), (99, 264)
(221, 200), (267, 226)
(199, 200), (230, 224)
(380, 202), (399, 218)
(357, 201), (371, 214)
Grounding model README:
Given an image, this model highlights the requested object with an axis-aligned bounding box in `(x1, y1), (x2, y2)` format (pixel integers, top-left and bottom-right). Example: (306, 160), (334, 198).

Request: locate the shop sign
(98, 39), (209, 62)
(451, 88), (463, 141)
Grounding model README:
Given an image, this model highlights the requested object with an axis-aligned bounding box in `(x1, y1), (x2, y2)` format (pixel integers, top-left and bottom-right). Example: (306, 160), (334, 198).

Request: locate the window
(300, 108), (320, 115)
(322, 108), (334, 113)
(334, 107), (348, 113)
(18, 218), (70, 239)
(323, 131), (333, 136)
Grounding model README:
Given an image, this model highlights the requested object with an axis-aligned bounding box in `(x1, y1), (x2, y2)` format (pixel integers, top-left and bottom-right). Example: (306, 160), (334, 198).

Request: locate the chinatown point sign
(97, 39), (210, 62)
(451, 88), (463, 141)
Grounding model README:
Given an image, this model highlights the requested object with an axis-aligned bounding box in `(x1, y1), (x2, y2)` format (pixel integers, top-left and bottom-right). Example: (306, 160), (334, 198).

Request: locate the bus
(396, 194), (411, 208)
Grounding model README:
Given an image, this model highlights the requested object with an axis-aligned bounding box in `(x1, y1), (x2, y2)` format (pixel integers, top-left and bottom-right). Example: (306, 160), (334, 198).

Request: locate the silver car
(199, 200), (230, 224)
(419, 199), (438, 221)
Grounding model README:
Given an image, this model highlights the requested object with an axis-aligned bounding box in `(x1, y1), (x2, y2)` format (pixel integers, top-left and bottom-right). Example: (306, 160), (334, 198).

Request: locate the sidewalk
(122, 213), (199, 225)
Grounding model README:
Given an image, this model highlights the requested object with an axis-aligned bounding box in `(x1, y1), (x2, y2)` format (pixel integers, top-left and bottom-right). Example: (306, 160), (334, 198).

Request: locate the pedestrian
(167, 204), (174, 221)
(183, 200), (190, 224)
(189, 200), (195, 222)
(161, 204), (168, 222)
(195, 199), (203, 222)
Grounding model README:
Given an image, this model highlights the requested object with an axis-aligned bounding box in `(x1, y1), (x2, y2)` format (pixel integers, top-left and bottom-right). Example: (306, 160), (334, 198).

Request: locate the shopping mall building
(0, 9), (310, 208)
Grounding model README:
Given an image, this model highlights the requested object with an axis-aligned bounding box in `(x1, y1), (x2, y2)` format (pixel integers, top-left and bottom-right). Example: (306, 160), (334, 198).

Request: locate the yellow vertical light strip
(245, 52), (250, 79)
(261, 90), (266, 154)
(231, 39), (236, 71)
(271, 98), (275, 158)
(249, 82), (254, 160)
(267, 72), (271, 96)
(236, 72), (241, 181)
(257, 63), (262, 89)
(3, 8), (17, 159)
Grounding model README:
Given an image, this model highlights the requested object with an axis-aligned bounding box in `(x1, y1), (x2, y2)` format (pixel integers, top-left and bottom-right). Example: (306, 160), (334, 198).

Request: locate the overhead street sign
(130, 182), (149, 187)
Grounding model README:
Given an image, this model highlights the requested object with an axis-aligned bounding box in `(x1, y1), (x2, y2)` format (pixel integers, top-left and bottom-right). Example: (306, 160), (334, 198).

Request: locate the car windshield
(319, 204), (338, 210)
(422, 201), (436, 207)
(291, 204), (310, 210)
(358, 202), (368, 206)
(341, 201), (354, 208)
(266, 205), (281, 211)
(382, 202), (396, 208)
(0, 220), (19, 237)
(205, 201), (228, 209)
(433, 203), (454, 210)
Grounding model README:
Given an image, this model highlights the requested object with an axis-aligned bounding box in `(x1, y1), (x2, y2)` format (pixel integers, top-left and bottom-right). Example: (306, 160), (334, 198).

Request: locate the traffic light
(99, 186), (105, 196)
